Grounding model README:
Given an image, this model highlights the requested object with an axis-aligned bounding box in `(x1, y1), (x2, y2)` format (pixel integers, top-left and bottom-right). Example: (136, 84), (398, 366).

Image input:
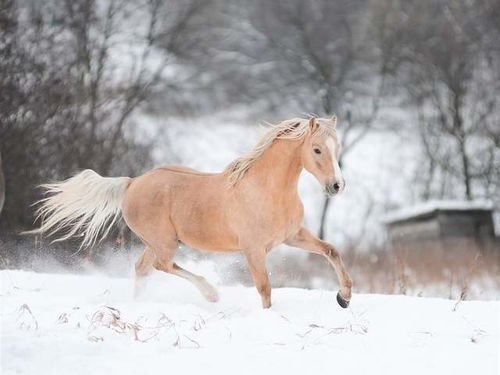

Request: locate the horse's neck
(248, 139), (303, 196)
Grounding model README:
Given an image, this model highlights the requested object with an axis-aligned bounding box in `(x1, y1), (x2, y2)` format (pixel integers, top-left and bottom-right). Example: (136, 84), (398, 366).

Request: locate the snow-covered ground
(1, 270), (498, 375)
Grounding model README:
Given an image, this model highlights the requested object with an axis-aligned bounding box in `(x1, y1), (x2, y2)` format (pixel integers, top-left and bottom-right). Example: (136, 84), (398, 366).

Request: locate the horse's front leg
(244, 249), (272, 309)
(285, 226), (353, 308)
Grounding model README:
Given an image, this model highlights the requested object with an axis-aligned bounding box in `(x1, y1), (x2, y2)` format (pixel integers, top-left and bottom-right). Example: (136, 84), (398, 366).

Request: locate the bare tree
(384, 0), (500, 203)
(54, 0), (192, 175)
(0, 0), (209, 250)
(0, 151), (4, 215)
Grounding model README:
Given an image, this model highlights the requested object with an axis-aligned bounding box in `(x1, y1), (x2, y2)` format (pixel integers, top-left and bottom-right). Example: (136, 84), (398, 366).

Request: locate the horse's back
(155, 165), (217, 176)
(123, 164), (225, 216)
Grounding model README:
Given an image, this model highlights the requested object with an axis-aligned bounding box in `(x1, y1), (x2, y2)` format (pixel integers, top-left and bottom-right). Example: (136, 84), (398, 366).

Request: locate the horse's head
(302, 116), (345, 196)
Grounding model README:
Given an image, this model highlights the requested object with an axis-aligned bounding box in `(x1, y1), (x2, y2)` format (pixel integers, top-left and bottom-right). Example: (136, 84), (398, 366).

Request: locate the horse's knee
(321, 244), (340, 259)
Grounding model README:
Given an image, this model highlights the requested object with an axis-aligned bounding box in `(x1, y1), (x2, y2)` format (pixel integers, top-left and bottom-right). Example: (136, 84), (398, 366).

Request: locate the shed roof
(383, 200), (493, 224)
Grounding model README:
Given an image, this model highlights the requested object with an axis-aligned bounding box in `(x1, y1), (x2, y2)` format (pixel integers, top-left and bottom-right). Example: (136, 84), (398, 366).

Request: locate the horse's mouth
(325, 181), (343, 196)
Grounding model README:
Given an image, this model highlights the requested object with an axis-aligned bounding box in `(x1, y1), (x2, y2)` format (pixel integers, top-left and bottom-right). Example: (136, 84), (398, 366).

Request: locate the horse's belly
(172, 203), (241, 252)
(177, 224), (240, 252)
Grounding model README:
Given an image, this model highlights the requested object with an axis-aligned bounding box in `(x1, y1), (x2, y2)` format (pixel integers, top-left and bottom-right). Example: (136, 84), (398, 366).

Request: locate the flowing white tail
(29, 169), (130, 248)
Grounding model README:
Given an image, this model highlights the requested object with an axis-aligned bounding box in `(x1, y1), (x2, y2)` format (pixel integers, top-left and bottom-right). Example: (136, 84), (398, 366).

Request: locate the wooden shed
(383, 201), (496, 251)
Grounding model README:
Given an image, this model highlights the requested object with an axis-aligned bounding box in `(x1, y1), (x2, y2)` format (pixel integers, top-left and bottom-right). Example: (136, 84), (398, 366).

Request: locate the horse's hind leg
(152, 254), (219, 302)
(135, 244), (219, 302)
(171, 263), (219, 302)
(129, 215), (219, 302)
(134, 246), (155, 297)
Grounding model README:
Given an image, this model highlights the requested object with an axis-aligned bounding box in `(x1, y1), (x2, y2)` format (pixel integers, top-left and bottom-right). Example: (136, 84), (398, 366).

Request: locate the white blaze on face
(326, 137), (344, 189)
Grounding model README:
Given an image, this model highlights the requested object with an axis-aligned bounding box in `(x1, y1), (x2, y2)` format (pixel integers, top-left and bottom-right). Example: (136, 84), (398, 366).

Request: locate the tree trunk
(318, 195), (331, 240)
(318, 157), (344, 240)
(458, 138), (473, 200)
(0, 151), (5, 215)
(452, 88), (472, 201)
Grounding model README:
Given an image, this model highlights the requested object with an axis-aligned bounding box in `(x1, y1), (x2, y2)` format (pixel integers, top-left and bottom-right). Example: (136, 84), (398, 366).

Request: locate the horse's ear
(330, 115), (337, 128)
(308, 117), (319, 131)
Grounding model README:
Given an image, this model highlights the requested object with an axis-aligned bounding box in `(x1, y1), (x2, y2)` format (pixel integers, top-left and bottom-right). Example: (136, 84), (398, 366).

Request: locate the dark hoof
(336, 292), (350, 308)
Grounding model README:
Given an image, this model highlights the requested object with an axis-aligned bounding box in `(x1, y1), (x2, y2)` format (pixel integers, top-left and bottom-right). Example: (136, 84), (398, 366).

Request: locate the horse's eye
(314, 148), (321, 154)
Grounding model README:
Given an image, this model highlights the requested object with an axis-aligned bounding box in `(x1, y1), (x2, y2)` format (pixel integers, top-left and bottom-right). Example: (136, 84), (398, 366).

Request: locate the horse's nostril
(333, 183), (340, 192)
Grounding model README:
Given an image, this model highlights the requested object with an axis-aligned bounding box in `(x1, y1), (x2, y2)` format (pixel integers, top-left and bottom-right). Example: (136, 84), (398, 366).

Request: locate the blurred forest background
(1, 0), (499, 299)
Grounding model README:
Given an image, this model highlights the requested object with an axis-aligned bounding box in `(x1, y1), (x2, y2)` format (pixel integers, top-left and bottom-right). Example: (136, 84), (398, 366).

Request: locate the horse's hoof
(336, 292), (350, 308)
(204, 290), (220, 303)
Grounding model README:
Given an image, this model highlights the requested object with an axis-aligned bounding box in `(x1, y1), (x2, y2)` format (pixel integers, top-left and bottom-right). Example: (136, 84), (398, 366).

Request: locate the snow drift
(1, 270), (498, 375)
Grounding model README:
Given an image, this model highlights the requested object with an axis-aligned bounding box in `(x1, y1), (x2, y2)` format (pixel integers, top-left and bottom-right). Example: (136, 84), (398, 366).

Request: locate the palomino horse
(31, 116), (353, 309)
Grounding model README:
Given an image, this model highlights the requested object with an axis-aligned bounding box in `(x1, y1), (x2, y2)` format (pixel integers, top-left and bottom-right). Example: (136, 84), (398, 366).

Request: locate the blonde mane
(224, 117), (336, 185)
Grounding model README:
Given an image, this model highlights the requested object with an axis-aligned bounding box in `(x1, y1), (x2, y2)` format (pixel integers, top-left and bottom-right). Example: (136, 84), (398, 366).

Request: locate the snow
(383, 200), (495, 224)
(2, 270), (498, 375)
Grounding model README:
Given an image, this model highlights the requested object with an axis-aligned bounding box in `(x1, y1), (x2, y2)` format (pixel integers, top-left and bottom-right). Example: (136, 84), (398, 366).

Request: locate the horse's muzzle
(325, 180), (345, 196)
